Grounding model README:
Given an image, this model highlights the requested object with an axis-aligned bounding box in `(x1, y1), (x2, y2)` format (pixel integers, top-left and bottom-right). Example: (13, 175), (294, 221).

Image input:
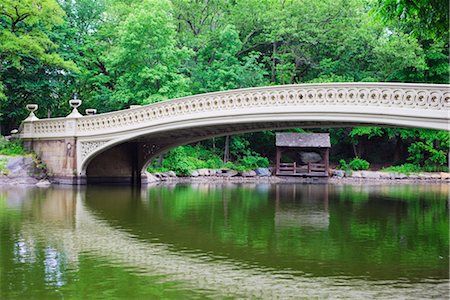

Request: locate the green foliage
(383, 163), (448, 173)
(150, 145), (223, 176)
(0, 157), (8, 175)
(348, 158), (370, 170)
(0, 137), (26, 156)
(238, 155), (269, 170)
(339, 158), (370, 171)
(338, 159), (350, 171)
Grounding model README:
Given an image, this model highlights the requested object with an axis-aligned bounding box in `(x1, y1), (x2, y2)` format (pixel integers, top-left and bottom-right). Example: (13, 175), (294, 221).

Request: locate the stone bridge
(19, 83), (450, 184)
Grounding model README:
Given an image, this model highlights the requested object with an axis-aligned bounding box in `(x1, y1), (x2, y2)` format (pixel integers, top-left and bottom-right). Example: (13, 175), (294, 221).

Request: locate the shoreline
(147, 174), (450, 186)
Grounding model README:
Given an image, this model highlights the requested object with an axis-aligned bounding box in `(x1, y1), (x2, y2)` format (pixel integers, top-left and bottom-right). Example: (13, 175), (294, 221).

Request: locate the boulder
(143, 172), (159, 183)
(197, 168), (210, 176)
(440, 172), (450, 180)
(7, 156), (41, 178)
(350, 171), (362, 178)
(165, 171), (177, 177)
(255, 168), (271, 176)
(190, 170), (199, 177)
(241, 170), (257, 177)
(299, 152), (322, 164)
(217, 170), (238, 177)
(361, 171), (381, 179)
(332, 170), (345, 178)
(36, 179), (52, 187)
(379, 172), (392, 179)
(390, 173), (407, 179)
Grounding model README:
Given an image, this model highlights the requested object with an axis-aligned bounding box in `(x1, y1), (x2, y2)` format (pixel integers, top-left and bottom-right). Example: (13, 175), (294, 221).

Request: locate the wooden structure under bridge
(275, 133), (330, 177)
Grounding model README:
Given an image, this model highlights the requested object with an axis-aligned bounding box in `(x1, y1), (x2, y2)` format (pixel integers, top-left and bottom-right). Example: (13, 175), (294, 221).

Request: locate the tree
(0, 0), (77, 132)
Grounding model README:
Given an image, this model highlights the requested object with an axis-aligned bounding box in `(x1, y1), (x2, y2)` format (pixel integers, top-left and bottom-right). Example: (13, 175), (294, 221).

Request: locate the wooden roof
(275, 133), (331, 148)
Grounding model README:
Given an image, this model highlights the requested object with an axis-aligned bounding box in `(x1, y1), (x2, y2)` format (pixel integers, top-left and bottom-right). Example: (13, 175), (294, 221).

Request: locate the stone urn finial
(67, 93), (83, 118)
(25, 104), (39, 121)
(85, 108), (97, 116)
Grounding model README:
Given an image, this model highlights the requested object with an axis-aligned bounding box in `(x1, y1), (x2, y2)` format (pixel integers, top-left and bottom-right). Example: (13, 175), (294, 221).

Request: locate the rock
(255, 168), (271, 176)
(217, 170), (238, 177)
(143, 172), (159, 183)
(361, 171), (381, 179)
(299, 152), (322, 164)
(350, 171), (362, 178)
(197, 168), (210, 176)
(390, 173), (407, 179)
(332, 170), (345, 178)
(440, 172), (450, 179)
(379, 172), (392, 179)
(7, 156), (40, 177)
(190, 170), (199, 177)
(429, 173), (442, 180)
(417, 173), (429, 180)
(165, 171), (177, 177)
(407, 174), (419, 179)
(241, 170), (257, 177)
(36, 179), (51, 187)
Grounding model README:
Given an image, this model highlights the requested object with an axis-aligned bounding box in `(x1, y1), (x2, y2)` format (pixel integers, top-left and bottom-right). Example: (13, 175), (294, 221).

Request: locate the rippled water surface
(0, 183), (448, 299)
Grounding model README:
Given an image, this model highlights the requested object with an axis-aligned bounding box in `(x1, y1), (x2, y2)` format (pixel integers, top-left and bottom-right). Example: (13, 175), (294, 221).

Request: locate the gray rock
(255, 168), (271, 176)
(217, 170), (238, 177)
(299, 152), (322, 164)
(165, 171), (177, 177)
(350, 171), (362, 178)
(361, 171), (380, 179)
(379, 172), (392, 179)
(190, 170), (199, 177)
(197, 168), (210, 176)
(241, 170), (257, 177)
(333, 170), (345, 178)
(4, 155), (46, 180)
(143, 172), (159, 183)
(36, 179), (51, 187)
(390, 173), (407, 179)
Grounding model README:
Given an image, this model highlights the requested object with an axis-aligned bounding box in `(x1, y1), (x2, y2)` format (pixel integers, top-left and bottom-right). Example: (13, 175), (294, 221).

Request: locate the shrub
(383, 163), (448, 173)
(238, 154), (269, 170)
(0, 157), (8, 175)
(348, 158), (370, 170)
(339, 158), (370, 171)
(0, 137), (26, 156)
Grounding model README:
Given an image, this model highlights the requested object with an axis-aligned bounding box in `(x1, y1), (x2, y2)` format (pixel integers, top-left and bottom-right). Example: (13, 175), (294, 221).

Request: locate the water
(0, 183), (448, 299)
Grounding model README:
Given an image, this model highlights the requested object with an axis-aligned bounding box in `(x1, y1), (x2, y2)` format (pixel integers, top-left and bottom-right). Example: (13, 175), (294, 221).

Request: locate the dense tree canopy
(0, 0), (448, 170)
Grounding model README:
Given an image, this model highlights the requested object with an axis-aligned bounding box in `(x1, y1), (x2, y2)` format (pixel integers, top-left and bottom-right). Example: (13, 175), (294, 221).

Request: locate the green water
(0, 183), (448, 299)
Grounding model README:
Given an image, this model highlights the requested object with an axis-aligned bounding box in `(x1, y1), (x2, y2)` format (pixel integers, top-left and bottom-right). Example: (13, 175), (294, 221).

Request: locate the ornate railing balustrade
(20, 83), (450, 139)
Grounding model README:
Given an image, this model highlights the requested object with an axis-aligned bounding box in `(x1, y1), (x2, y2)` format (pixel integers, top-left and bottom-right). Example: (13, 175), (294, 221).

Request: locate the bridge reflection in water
(1, 183), (448, 298)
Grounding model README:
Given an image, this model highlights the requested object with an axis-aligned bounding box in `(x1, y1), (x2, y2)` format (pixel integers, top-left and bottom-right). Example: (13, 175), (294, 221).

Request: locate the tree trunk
(157, 153), (164, 167)
(271, 42), (277, 83)
(223, 135), (230, 163)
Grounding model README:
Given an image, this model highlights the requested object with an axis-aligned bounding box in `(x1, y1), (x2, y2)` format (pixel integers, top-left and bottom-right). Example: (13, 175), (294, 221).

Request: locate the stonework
(17, 83), (450, 184)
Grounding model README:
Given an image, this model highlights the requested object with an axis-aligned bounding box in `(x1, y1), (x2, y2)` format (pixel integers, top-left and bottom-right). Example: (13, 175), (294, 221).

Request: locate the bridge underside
(84, 121), (392, 185)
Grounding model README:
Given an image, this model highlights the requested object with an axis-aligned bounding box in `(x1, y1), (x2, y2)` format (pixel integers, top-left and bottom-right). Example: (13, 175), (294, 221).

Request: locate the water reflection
(0, 183), (448, 299)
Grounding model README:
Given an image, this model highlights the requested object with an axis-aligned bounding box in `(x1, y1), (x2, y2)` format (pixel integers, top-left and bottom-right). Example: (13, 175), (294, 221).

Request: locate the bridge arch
(19, 83), (450, 184)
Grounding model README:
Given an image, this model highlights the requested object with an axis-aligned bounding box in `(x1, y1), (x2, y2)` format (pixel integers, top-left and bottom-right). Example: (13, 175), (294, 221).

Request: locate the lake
(0, 183), (448, 299)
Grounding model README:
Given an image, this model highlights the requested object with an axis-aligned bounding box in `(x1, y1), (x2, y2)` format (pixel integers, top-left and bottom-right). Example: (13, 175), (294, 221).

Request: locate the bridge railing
(20, 83), (450, 138)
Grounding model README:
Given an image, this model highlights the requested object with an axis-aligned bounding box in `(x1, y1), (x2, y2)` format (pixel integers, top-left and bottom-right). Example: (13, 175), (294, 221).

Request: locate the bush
(348, 158), (370, 170)
(339, 158), (370, 171)
(0, 157), (8, 175)
(238, 154), (269, 170)
(0, 137), (26, 156)
(383, 163), (448, 173)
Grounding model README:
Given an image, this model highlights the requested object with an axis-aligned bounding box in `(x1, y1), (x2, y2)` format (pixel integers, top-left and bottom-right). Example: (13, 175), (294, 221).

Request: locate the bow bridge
(19, 83), (450, 184)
